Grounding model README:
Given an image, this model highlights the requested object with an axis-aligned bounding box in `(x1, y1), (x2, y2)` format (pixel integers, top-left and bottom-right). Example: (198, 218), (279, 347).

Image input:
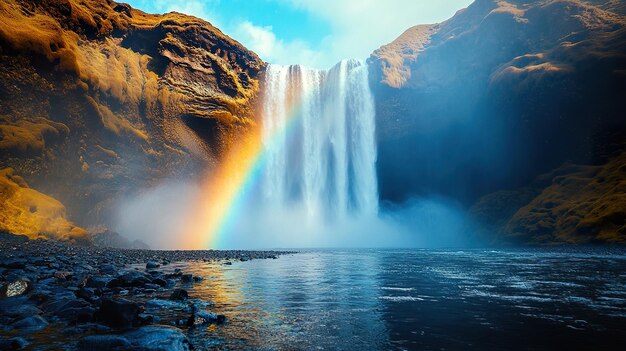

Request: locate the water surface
(137, 248), (626, 350)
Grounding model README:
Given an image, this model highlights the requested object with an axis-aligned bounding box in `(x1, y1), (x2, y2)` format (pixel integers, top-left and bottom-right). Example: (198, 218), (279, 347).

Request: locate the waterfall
(260, 59), (378, 220)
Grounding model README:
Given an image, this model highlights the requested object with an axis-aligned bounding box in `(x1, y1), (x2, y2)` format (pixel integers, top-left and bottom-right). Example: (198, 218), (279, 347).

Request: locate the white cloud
(233, 21), (325, 67)
(234, 21), (276, 59)
(280, 0), (472, 68)
(162, 0), (222, 27)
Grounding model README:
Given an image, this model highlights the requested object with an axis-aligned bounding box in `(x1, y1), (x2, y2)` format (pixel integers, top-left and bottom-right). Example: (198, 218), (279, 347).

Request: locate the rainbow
(179, 98), (305, 249)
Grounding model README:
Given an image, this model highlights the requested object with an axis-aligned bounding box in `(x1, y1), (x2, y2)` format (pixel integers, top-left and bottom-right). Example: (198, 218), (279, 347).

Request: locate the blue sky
(124, 0), (473, 69)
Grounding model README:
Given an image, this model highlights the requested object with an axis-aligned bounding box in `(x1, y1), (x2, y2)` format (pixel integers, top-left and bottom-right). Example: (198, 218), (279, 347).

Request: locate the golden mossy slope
(370, 0), (626, 91)
(0, 168), (87, 240)
(470, 152), (626, 245)
(369, 24), (439, 89)
(0, 0), (264, 240)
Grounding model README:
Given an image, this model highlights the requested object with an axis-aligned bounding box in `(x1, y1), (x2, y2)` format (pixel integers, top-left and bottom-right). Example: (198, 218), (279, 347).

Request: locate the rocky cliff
(369, 0), (626, 244)
(0, 0), (264, 240)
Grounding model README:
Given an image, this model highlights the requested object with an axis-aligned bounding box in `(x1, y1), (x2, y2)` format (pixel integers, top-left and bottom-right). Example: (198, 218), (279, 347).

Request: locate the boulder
(0, 337), (29, 350)
(56, 306), (96, 323)
(0, 258), (27, 269)
(146, 261), (160, 269)
(152, 278), (167, 287)
(187, 311), (226, 326)
(0, 296), (41, 319)
(86, 276), (111, 289)
(0, 278), (33, 298)
(43, 296), (91, 316)
(123, 325), (190, 351)
(11, 315), (48, 330)
(95, 298), (142, 329)
(169, 289), (189, 301)
(107, 274), (147, 289)
(145, 299), (186, 310)
(53, 271), (73, 281)
(100, 264), (118, 275)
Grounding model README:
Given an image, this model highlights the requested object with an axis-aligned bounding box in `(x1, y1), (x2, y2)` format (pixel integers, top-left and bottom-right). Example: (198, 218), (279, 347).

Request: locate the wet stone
(0, 298), (41, 319)
(11, 315), (48, 331)
(187, 311), (226, 326)
(152, 278), (167, 287)
(53, 271), (73, 281)
(0, 278), (33, 298)
(123, 325), (190, 351)
(170, 289), (189, 301)
(1, 258), (27, 269)
(146, 261), (160, 269)
(100, 264), (118, 275)
(0, 337), (29, 350)
(95, 298), (143, 329)
(86, 276), (110, 289)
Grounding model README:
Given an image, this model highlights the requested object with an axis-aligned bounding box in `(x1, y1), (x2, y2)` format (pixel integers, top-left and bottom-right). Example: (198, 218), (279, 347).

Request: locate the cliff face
(469, 151), (626, 245)
(0, 0), (264, 239)
(369, 0), (626, 244)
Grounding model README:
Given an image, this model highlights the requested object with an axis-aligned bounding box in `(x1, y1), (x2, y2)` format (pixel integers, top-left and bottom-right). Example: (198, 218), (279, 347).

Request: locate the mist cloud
(114, 179), (202, 249)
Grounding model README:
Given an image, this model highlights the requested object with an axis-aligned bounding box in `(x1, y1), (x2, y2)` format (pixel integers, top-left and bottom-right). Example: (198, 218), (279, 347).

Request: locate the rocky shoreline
(0, 234), (293, 350)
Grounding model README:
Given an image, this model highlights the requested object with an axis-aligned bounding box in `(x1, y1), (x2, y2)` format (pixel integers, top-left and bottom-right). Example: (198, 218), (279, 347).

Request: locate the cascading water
(260, 59), (378, 221)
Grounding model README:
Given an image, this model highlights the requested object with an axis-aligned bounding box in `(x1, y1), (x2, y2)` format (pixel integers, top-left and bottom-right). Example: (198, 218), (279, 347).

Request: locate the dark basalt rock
(11, 315), (48, 330)
(0, 258), (27, 269)
(95, 298), (143, 329)
(0, 337), (29, 350)
(0, 278), (33, 298)
(43, 295), (91, 316)
(57, 305), (96, 323)
(0, 298), (41, 319)
(186, 311), (226, 326)
(108, 271), (151, 288)
(170, 289), (189, 301)
(152, 278), (167, 287)
(77, 287), (95, 297)
(86, 276), (111, 289)
(146, 261), (160, 269)
(122, 325), (190, 351)
(53, 271), (73, 281)
(0, 232), (28, 243)
(100, 264), (118, 275)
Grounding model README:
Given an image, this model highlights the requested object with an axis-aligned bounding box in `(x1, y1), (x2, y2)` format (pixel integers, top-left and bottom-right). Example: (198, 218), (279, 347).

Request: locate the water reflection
(132, 249), (626, 350)
(141, 251), (388, 350)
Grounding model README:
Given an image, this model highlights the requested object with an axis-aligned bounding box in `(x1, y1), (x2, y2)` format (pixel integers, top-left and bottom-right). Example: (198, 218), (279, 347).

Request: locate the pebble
(146, 261), (160, 269)
(170, 288), (189, 301)
(0, 234), (292, 347)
